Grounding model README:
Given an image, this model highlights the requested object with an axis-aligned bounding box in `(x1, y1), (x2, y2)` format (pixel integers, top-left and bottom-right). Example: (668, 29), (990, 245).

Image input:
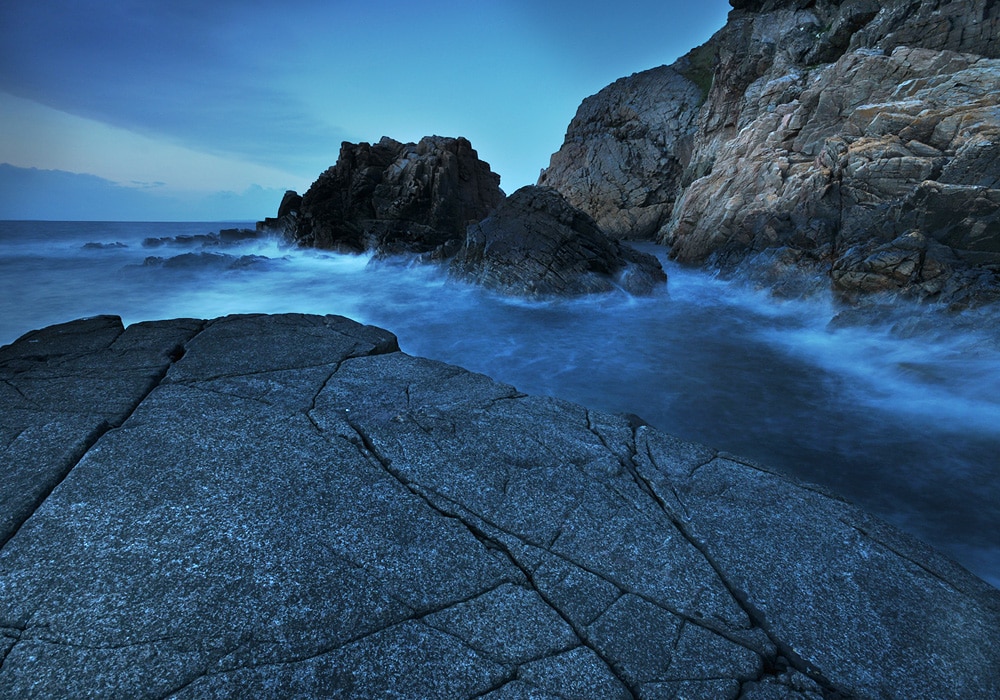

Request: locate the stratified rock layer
(450, 186), (667, 296)
(285, 136), (504, 255)
(1, 314), (998, 698)
(540, 0), (1000, 304)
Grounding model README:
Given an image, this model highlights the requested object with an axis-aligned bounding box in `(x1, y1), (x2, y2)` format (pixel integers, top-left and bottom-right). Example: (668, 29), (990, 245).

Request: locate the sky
(0, 1), (732, 221)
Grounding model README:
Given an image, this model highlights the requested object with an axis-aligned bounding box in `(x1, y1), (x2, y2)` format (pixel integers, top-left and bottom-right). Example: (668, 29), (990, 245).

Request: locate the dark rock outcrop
(142, 228), (263, 249)
(256, 190), (301, 239)
(450, 186), (667, 296)
(540, 0), (1000, 304)
(273, 136), (504, 256)
(1, 314), (999, 698)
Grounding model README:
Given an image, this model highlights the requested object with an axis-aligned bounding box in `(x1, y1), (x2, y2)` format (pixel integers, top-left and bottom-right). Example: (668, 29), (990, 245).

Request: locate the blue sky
(0, 1), (731, 220)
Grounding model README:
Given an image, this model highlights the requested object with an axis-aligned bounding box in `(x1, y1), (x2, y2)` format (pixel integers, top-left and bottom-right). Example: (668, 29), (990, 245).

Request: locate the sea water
(2, 220), (999, 588)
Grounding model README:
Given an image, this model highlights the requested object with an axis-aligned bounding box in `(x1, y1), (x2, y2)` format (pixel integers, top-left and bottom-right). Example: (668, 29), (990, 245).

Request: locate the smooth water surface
(2, 220), (998, 587)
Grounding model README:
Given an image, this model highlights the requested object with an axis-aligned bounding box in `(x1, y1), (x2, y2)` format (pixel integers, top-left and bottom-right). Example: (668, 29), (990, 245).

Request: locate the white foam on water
(2, 221), (998, 587)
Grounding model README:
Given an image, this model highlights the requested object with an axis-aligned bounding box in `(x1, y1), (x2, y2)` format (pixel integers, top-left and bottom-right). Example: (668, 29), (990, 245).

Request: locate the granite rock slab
(1, 314), (997, 698)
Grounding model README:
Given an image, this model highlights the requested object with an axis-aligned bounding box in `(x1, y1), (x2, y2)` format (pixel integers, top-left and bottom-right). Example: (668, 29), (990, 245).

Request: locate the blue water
(2, 220), (999, 588)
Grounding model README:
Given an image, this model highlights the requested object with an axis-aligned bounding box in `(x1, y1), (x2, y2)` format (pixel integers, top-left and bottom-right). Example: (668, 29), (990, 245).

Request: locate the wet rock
(283, 136), (504, 255)
(0, 314), (998, 698)
(142, 228), (263, 249)
(450, 186), (667, 296)
(142, 252), (277, 271)
(82, 241), (127, 250)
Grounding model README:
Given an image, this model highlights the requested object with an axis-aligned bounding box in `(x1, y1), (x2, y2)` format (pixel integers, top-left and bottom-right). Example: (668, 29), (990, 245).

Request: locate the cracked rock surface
(1, 313), (998, 698)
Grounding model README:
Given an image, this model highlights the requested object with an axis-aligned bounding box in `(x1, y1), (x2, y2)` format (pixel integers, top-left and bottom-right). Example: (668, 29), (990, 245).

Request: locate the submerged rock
(0, 314), (997, 698)
(82, 241), (127, 250)
(280, 135), (505, 256)
(141, 252), (277, 271)
(450, 186), (667, 296)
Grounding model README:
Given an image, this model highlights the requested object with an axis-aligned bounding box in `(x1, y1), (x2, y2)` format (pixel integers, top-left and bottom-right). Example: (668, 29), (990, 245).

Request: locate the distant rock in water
(451, 186), (667, 296)
(142, 251), (276, 271)
(266, 136), (505, 256)
(82, 241), (127, 250)
(539, 0), (1000, 305)
(142, 228), (263, 249)
(1, 313), (998, 697)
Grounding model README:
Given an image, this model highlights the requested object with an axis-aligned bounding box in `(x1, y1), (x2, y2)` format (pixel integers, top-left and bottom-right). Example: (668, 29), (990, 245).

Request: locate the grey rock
(538, 64), (705, 240)
(540, 0), (1000, 303)
(1, 314), (998, 698)
(450, 186), (667, 296)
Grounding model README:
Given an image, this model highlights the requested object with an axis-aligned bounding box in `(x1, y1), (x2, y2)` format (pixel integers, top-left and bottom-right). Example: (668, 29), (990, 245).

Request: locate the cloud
(0, 163), (285, 221)
(0, 1), (732, 197)
(0, 1), (350, 174)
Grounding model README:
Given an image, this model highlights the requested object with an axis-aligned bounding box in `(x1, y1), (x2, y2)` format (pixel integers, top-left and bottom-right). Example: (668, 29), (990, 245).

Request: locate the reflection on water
(2, 220), (999, 587)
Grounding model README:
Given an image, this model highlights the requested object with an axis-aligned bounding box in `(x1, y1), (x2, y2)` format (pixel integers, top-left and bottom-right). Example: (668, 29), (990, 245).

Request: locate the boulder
(537, 63), (705, 240)
(450, 186), (667, 296)
(280, 136), (504, 255)
(1, 314), (998, 698)
(540, 0), (1000, 303)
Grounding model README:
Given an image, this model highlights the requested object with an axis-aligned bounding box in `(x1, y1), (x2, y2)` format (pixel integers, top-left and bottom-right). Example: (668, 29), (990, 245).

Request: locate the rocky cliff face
(540, 0), (1000, 305)
(281, 135), (505, 255)
(2, 314), (998, 697)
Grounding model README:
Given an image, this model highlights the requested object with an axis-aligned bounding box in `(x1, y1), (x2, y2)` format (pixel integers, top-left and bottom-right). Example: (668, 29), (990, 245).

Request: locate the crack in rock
(158, 581), (521, 699)
(638, 443), (854, 698)
(0, 319), (207, 555)
(340, 416), (640, 700)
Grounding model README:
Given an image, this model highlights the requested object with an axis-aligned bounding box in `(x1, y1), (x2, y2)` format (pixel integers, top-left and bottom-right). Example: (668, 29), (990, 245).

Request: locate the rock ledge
(1, 314), (997, 698)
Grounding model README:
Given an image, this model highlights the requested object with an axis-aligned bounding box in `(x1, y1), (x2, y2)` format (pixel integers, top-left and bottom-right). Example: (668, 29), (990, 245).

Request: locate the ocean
(2, 219), (999, 588)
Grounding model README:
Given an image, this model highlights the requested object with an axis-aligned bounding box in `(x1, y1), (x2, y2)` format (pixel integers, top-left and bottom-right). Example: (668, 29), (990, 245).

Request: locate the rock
(82, 241), (127, 250)
(1, 314), (998, 698)
(540, 0), (1000, 303)
(537, 63), (705, 240)
(280, 136), (505, 255)
(256, 190), (301, 239)
(141, 252), (278, 271)
(142, 228), (263, 249)
(450, 186), (667, 296)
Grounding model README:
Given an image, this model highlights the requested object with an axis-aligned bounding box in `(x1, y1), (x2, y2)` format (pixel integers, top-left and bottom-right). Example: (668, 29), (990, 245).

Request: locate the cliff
(1, 315), (998, 697)
(540, 0), (1000, 305)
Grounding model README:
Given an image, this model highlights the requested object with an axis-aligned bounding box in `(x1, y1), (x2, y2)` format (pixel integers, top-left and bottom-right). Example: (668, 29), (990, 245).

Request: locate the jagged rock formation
(540, 0), (1000, 305)
(450, 186), (667, 296)
(255, 190), (302, 239)
(2, 314), (999, 698)
(264, 136), (504, 256)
